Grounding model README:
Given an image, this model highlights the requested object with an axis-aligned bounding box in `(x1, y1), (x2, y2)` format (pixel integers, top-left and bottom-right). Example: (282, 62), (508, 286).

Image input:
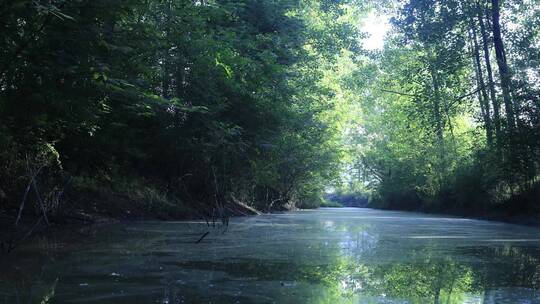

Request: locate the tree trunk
(162, 1), (172, 99)
(477, 3), (502, 143)
(429, 62), (446, 186)
(490, 0), (516, 131)
(470, 19), (493, 146)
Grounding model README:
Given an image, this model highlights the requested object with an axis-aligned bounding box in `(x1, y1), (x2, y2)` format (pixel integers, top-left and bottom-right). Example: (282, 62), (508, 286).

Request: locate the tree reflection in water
(2, 210), (540, 303)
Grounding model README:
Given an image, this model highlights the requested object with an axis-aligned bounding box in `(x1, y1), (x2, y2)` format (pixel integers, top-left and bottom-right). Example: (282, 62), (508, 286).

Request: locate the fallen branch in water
(15, 161), (45, 226)
(195, 231), (210, 244)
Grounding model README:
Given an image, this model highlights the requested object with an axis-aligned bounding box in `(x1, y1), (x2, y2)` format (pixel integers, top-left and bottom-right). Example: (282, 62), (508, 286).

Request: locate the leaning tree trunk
(490, 0), (516, 131)
(470, 18), (494, 146)
(477, 4), (502, 144)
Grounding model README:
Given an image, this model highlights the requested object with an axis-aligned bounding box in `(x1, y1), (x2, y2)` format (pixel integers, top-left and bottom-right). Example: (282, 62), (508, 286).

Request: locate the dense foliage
(0, 0), (363, 219)
(348, 0), (540, 215)
(1, 0), (539, 222)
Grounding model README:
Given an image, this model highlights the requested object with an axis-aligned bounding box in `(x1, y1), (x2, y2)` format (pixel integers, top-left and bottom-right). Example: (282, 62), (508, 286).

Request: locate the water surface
(2, 208), (540, 303)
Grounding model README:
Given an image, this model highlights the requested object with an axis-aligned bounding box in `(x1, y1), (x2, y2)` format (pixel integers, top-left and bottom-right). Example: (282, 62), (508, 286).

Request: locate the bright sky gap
(361, 12), (390, 50)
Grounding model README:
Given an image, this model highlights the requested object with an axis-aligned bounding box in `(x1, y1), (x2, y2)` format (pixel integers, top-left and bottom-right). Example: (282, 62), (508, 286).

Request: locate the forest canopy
(0, 0), (538, 221)
(347, 0), (540, 215)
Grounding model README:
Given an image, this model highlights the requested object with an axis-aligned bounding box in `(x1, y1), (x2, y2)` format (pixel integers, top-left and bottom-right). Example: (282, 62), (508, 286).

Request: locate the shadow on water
(2, 209), (540, 303)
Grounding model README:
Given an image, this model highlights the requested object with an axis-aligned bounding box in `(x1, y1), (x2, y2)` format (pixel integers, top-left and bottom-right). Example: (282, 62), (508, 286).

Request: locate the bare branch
(380, 89), (422, 98)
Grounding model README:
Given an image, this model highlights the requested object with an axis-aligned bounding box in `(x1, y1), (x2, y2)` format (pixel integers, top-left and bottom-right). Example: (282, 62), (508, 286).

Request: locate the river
(2, 208), (540, 303)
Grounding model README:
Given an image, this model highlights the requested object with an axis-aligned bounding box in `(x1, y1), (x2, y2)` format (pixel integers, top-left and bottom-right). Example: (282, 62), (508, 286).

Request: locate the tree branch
(380, 89), (422, 98)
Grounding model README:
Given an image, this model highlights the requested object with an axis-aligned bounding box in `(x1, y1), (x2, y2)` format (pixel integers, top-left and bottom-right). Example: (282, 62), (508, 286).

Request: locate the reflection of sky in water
(2, 208), (540, 303)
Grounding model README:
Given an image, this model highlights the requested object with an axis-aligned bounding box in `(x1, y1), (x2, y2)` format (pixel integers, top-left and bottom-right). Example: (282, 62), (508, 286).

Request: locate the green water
(2, 208), (540, 303)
